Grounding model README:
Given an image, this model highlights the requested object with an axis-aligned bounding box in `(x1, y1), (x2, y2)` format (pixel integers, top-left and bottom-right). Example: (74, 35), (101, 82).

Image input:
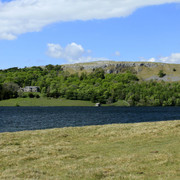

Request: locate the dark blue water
(0, 106), (180, 133)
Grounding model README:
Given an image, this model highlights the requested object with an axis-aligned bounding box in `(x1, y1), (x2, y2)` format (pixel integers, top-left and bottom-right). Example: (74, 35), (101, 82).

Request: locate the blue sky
(0, 0), (180, 69)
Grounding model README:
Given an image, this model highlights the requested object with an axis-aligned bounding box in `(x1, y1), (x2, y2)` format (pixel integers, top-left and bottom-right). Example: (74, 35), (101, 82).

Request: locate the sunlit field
(0, 120), (179, 179)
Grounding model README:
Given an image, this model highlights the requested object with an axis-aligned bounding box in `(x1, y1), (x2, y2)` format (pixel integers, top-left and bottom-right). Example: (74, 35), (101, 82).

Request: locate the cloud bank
(47, 43), (180, 64)
(0, 0), (180, 40)
(47, 42), (106, 63)
(145, 53), (180, 64)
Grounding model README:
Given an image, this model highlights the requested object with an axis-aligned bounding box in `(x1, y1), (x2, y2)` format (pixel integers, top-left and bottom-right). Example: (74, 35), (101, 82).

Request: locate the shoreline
(0, 98), (129, 107)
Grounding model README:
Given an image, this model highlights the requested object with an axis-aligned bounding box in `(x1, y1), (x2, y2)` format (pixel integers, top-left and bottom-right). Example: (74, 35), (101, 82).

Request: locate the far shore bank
(1, 97), (180, 107)
(0, 97), (129, 107)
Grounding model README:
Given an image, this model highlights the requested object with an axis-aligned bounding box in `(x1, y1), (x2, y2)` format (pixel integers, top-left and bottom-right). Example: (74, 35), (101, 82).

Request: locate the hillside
(62, 61), (180, 82)
(0, 61), (180, 106)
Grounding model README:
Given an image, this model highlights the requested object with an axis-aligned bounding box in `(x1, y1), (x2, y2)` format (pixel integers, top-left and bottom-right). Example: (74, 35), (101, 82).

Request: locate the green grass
(0, 97), (130, 107)
(104, 100), (130, 106)
(0, 120), (180, 179)
(0, 97), (95, 106)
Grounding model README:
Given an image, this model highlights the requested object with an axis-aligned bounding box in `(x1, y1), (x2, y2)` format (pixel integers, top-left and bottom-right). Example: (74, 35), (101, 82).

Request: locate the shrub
(28, 92), (35, 98)
(15, 103), (20, 107)
(158, 70), (166, 78)
(35, 94), (40, 98)
(18, 92), (28, 98)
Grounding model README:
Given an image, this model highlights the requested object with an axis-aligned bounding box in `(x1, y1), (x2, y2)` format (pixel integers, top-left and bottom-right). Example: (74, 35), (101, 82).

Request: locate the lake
(0, 106), (180, 133)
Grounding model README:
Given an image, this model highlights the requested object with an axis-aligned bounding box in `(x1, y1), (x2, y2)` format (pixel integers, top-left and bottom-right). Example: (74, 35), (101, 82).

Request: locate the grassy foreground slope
(0, 120), (180, 179)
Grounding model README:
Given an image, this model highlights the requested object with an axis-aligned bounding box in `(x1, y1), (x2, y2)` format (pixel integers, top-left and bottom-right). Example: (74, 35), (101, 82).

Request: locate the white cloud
(1, 0), (180, 40)
(115, 51), (121, 56)
(0, 32), (17, 40)
(145, 53), (180, 64)
(47, 42), (106, 63)
(47, 44), (64, 59)
(147, 57), (156, 62)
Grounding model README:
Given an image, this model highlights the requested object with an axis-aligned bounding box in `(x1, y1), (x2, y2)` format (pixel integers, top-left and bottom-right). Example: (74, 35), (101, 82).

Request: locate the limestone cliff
(61, 61), (180, 82)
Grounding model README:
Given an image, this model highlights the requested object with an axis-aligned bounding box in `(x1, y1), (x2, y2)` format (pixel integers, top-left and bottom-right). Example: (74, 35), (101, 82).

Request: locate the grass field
(0, 120), (180, 179)
(0, 97), (129, 107)
(0, 97), (95, 107)
(104, 100), (130, 106)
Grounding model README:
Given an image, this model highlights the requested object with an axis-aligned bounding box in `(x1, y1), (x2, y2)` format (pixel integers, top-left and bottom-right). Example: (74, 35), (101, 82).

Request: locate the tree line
(0, 65), (180, 106)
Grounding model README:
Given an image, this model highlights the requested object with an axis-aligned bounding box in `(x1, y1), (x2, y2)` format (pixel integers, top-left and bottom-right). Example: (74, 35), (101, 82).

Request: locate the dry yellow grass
(0, 120), (180, 179)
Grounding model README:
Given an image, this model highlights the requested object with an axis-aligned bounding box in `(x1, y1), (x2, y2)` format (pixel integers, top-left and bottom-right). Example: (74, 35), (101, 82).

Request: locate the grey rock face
(61, 61), (180, 82)
(63, 61), (157, 70)
(62, 61), (158, 72)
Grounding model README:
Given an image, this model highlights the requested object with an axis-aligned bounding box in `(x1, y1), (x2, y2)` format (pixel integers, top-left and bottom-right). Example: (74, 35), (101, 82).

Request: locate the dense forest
(0, 64), (180, 106)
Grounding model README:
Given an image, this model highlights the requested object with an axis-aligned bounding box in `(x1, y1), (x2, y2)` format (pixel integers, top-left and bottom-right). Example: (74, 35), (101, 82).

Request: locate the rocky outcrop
(62, 61), (158, 73)
(61, 61), (180, 82)
(145, 75), (180, 82)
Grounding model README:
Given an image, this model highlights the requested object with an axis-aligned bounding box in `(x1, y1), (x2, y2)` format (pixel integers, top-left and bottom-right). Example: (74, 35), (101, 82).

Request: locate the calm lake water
(0, 106), (180, 133)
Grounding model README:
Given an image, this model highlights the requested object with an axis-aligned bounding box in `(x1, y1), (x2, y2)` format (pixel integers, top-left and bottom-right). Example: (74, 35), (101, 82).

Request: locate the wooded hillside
(0, 62), (180, 106)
